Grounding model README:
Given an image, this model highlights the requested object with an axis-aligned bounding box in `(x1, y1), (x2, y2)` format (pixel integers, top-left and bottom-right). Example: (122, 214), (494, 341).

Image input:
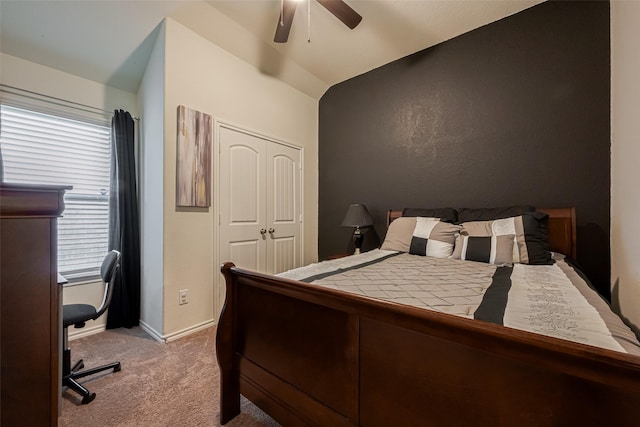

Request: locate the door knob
(268, 228), (275, 234)
(260, 228), (267, 235)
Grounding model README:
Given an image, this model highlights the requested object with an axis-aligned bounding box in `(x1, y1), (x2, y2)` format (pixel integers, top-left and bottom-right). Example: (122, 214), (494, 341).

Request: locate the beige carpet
(58, 326), (279, 427)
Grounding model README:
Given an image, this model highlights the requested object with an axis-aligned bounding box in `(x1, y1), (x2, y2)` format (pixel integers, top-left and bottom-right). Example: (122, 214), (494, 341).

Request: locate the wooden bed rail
(217, 261), (640, 426)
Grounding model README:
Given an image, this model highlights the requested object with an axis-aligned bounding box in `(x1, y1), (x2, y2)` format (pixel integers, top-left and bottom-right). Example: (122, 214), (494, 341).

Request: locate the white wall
(137, 24), (166, 337)
(0, 53), (137, 115)
(0, 52), (138, 338)
(611, 0), (640, 335)
(141, 18), (318, 341)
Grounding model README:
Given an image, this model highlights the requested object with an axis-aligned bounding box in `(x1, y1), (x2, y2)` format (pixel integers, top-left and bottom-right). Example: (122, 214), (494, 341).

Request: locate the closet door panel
(266, 143), (301, 274)
(272, 236), (296, 274)
(219, 127), (266, 273)
(228, 240), (260, 272)
(229, 146), (260, 223)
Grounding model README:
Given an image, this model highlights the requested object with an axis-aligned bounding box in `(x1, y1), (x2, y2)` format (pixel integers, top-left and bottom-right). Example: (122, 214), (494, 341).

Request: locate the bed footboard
(217, 262), (640, 426)
(217, 262), (358, 425)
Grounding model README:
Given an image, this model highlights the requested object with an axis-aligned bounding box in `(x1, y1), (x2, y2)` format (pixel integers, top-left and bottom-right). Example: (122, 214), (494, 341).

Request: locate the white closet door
(219, 126), (266, 272)
(219, 125), (301, 276)
(266, 142), (301, 274)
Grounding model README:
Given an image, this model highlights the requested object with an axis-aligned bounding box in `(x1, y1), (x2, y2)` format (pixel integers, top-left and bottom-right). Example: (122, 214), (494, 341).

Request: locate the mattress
(279, 250), (640, 355)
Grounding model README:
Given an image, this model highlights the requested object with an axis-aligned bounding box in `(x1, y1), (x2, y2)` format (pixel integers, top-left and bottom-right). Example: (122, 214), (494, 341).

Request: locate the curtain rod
(0, 83), (139, 119)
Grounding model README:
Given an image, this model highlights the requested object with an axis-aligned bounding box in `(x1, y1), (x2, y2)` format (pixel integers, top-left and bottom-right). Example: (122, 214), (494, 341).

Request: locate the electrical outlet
(179, 289), (189, 305)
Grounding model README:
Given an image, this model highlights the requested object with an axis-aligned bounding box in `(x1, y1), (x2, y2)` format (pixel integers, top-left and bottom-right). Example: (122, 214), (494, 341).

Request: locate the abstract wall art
(176, 105), (212, 207)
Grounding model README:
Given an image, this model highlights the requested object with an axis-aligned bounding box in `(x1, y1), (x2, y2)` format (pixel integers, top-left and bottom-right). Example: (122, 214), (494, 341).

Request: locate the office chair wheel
(81, 392), (96, 405)
(114, 362), (121, 373)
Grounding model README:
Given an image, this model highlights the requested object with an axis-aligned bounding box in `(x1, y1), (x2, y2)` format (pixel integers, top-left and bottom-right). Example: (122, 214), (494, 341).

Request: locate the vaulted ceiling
(0, 0), (543, 99)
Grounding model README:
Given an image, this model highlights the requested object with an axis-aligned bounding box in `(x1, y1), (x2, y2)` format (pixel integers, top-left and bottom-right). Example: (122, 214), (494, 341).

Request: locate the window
(1, 104), (111, 280)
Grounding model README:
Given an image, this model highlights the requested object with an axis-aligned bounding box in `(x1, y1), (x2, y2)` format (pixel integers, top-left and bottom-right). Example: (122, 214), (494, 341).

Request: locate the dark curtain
(107, 110), (141, 329)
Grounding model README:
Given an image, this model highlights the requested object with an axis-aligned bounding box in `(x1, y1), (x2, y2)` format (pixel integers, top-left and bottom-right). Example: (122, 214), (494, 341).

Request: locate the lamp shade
(341, 204), (374, 228)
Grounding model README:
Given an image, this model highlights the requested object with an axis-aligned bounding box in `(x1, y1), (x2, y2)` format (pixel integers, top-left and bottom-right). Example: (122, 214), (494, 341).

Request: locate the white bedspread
(505, 263), (625, 352)
(279, 250), (640, 355)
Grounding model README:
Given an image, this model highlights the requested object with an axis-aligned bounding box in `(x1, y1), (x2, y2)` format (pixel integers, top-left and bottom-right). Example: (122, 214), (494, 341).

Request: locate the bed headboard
(386, 207), (576, 259)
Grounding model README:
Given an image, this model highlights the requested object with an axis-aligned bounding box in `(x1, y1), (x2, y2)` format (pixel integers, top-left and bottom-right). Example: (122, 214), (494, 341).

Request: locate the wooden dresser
(1, 183), (70, 426)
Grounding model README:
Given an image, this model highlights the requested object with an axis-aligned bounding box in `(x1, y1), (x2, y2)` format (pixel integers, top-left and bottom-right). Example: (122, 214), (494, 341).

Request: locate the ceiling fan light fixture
(274, 0), (362, 43)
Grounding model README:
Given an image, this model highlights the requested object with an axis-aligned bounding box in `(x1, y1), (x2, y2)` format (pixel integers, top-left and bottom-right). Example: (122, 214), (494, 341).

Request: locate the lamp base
(353, 228), (364, 255)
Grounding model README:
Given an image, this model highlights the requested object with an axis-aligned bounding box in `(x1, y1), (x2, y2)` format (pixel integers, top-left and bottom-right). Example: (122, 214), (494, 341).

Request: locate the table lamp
(341, 203), (374, 255)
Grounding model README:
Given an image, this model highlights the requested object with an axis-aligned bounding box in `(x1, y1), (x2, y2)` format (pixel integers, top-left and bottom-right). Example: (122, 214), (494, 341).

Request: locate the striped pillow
(452, 234), (514, 265)
(408, 217), (461, 258)
(381, 217), (438, 252)
(458, 213), (552, 265)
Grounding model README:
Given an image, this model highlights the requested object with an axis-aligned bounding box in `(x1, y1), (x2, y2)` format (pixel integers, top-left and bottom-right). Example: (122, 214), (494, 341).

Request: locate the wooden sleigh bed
(216, 208), (640, 426)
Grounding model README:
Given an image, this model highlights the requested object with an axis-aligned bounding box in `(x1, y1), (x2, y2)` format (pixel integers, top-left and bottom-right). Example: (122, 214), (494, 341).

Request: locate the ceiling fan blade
(316, 0), (362, 30)
(274, 0), (298, 43)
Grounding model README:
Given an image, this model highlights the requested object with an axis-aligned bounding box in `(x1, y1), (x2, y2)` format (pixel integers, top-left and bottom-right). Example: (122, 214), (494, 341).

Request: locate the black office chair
(62, 250), (122, 404)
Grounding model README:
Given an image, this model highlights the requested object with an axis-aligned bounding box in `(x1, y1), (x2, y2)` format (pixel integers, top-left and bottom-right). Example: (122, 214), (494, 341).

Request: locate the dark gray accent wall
(318, 1), (611, 298)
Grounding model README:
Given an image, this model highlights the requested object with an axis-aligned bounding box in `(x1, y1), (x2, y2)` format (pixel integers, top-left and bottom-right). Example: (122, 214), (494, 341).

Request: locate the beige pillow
(381, 217), (460, 258)
(380, 217), (419, 252)
(408, 219), (462, 258)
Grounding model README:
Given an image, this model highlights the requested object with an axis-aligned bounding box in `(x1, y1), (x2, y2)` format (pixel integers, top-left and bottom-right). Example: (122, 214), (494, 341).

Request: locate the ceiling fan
(274, 0), (362, 43)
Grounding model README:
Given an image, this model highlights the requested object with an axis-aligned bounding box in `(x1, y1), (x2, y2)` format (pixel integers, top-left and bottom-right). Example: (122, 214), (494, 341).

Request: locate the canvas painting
(176, 105), (212, 207)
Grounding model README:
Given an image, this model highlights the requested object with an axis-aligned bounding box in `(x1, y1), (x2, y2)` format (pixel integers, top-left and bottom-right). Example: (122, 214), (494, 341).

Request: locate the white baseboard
(70, 319), (217, 343)
(68, 324), (105, 341)
(139, 320), (165, 342)
(164, 320), (216, 342)
(139, 319), (216, 343)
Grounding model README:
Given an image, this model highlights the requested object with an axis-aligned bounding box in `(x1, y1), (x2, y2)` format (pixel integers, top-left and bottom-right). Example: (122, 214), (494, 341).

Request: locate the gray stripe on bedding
(297, 252), (401, 283)
(473, 266), (513, 325)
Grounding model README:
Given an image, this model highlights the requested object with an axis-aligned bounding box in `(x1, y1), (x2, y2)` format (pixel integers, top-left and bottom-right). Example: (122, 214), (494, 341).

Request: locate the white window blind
(1, 104), (111, 279)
